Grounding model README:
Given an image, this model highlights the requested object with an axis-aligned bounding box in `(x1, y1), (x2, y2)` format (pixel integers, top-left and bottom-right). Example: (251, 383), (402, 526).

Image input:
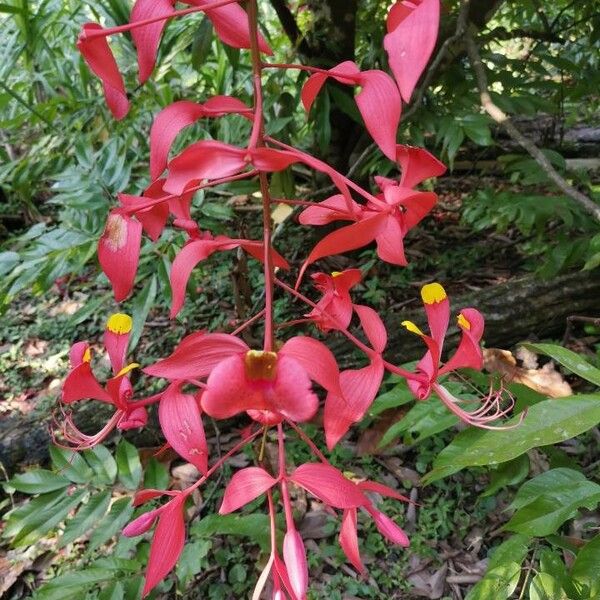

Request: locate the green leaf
(59, 490), (111, 547)
(3, 490), (66, 541)
(191, 17), (213, 71)
(570, 534), (600, 599)
(84, 445), (117, 485)
(116, 439), (142, 490)
(129, 275), (157, 352)
(524, 343), (600, 386)
(538, 549), (572, 596)
(529, 573), (568, 600)
(98, 581), (125, 600)
(423, 395), (600, 484)
(33, 568), (117, 600)
(88, 497), (134, 551)
(176, 540), (212, 586)
(505, 469), (600, 536)
(191, 514), (272, 552)
(488, 534), (531, 571)
(7, 469), (70, 494)
(143, 457), (170, 490)
(49, 445), (94, 484)
(370, 379), (415, 416)
(464, 562), (521, 600)
(14, 489), (86, 547)
(481, 454), (530, 498)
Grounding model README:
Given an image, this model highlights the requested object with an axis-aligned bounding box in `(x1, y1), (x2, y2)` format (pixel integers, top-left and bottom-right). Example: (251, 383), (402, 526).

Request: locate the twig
(465, 34), (600, 222)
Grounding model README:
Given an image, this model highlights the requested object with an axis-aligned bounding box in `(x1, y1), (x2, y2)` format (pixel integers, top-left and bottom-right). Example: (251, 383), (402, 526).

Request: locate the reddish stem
(247, 0), (275, 352)
(230, 308), (266, 336)
(82, 0), (238, 40)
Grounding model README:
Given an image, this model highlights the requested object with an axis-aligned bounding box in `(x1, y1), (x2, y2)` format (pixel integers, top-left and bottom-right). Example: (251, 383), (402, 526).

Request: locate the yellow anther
(421, 282), (447, 305)
(116, 363), (140, 378)
(244, 350), (278, 381)
(402, 320), (424, 336)
(83, 347), (92, 363)
(457, 313), (471, 330)
(106, 313), (133, 335)
(331, 271), (343, 278)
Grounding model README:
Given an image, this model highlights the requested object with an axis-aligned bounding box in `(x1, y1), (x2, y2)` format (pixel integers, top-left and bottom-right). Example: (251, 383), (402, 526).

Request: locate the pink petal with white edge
(159, 385), (208, 474)
(324, 358), (385, 450)
(144, 332), (248, 380)
(130, 0), (175, 84)
(384, 0), (441, 103)
(219, 467), (277, 514)
(280, 336), (342, 396)
(339, 508), (365, 573)
(289, 463), (367, 509)
(397, 144), (447, 189)
(353, 304), (388, 353)
(283, 529), (308, 600)
(355, 70), (401, 161)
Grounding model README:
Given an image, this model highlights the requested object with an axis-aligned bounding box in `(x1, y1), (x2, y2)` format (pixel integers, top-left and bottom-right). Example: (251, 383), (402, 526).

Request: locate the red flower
(145, 333), (342, 425)
(60, 314), (147, 447)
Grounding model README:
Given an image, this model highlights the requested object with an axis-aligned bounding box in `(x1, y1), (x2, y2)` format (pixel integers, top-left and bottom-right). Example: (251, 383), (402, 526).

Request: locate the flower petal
(301, 72), (329, 113)
(396, 144), (446, 189)
(130, 0), (175, 84)
(375, 215), (408, 266)
(283, 529), (308, 600)
(324, 358), (384, 450)
(353, 304), (387, 353)
(339, 508), (365, 573)
(62, 362), (112, 404)
(98, 211), (143, 302)
(355, 70), (401, 161)
(159, 386), (208, 474)
(219, 466), (277, 514)
(298, 194), (359, 226)
(384, 0), (441, 103)
(290, 463), (367, 509)
(144, 332), (248, 379)
(369, 508), (410, 547)
(439, 308), (484, 374)
(77, 23), (129, 120)
(164, 141), (246, 195)
(123, 507), (161, 537)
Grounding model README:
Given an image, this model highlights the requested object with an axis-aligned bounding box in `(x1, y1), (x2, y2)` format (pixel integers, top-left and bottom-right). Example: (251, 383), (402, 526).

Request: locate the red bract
(384, 0), (441, 103)
(302, 61), (402, 160)
(59, 314), (147, 447)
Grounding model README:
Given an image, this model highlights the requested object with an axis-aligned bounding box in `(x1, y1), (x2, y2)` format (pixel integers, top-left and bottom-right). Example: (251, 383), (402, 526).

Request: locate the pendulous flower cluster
(57, 1), (523, 597)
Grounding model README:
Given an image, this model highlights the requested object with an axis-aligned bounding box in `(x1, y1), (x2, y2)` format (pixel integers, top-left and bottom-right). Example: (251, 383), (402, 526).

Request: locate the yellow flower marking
(421, 282), (447, 305)
(331, 271), (343, 278)
(402, 320), (424, 336)
(116, 363), (140, 378)
(106, 313), (133, 335)
(83, 347), (92, 362)
(457, 313), (471, 330)
(244, 350), (278, 381)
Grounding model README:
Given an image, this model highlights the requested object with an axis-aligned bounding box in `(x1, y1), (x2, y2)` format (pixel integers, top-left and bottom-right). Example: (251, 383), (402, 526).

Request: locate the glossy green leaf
(505, 469), (600, 536)
(7, 469), (70, 494)
(191, 17), (213, 71)
(49, 445), (94, 484)
(487, 534), (531, 571)
(481, 454), (530, 498)
(424, 395), (600, 484)
(176, 540), (212, 586)
(464, 562), (521, 600)
(570, 534), (600, 599)
(529, 573), (568, 600)
(84, 445), (117, 485)
(116, 439), (142, 490)
(524, 343), (600, 386)
(59, 490), (111, 547)
(370, 379), (415, 416)
(538, 549), (572, 597)
(2, 490), (66, 541)
(98, 581), (124, 600)
(88, 497), (134, 551)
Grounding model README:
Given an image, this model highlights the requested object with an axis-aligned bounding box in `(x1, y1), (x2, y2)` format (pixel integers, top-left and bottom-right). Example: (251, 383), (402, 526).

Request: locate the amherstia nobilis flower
(55, 0), (526, 596)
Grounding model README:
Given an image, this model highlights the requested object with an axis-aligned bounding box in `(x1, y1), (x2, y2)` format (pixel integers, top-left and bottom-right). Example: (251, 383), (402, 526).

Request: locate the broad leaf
(60, 490), (112, 547)
(570, 534), (600, 599)
(464, 562), (521, 600)
(84, 445), (117, 485)
(7, 469), (70, 494)
(191, 514), (272, 552)
(424, 395), (600, 484)
(49, 445), (94, 483)
(524, 343), (600, 386)
(89, 497), (134, 551)
(116, 439), (142, 490)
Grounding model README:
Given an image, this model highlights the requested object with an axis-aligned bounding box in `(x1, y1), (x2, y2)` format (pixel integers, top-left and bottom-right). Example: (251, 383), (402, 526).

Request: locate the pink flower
(145, 333), (342, 425)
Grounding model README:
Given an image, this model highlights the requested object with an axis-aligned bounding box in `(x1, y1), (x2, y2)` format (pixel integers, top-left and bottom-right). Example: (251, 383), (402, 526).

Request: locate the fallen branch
(465, 33), (600, 222)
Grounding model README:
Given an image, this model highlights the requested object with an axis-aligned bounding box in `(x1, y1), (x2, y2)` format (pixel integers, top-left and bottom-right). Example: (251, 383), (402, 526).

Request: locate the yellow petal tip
(106, 313), (133, 335)
(457, 313), (471, 330)
(421, 283), (447, 305)
(401, 320), (424, 336)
